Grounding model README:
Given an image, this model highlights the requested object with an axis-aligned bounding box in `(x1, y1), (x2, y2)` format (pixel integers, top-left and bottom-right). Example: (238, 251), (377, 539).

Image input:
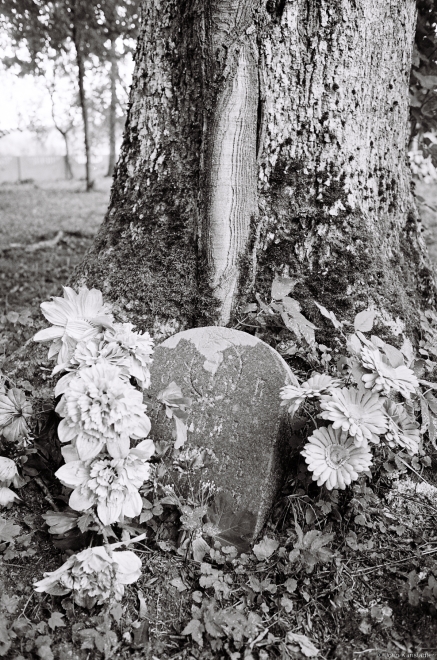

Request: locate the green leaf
(383, 343), (405, 368)
(205, 493), (256, 553)
(287, 632), (319, 657)
(271, 275), (298, 300)
(48, 612), (66, 630)
(413, 70), (437, 89)
(314, 301), (342, 329)
(252, 536), (279, 561)
(182, 618), (204, 647)
(354, 309), (376, 332)
(0, 518), (20, 543)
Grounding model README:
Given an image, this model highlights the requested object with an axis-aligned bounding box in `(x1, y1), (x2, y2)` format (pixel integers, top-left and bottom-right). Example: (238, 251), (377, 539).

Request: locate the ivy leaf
(253, 536), (279, 561)
(354, 309), (376, 332)
(271, 275), (298, 300)
(48, 612), (66, 631)
(204, 492), (256, 553)
(0, 517), (20, 543)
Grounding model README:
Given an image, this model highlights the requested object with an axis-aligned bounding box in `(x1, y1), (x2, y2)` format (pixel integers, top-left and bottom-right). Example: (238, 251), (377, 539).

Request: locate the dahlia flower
(320, 388), (387, 445)
(280, 374), (342, 416)
(0, 389), (32, 442)
(56, 362), (151, 460)
(34, 545), (142, 607)
(361, 346), (418, 398)
(301, 425), (372, 490)
(55, 439), (155, 525)
(33, 286), (113, 368)
(104, 323), (154, 388)
(384, 401), (420, 455)
(67, 337), (131, 377)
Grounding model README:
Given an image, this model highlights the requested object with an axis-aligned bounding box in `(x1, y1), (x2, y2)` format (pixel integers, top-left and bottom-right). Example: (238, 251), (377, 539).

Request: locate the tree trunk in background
(106, 40), (118, 178)
(72, 0), (435, 340)
(71, 2), (93, 192)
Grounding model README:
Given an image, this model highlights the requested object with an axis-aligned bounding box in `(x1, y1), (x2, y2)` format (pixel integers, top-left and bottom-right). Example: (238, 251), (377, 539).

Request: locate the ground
(0, 180), (437, 659)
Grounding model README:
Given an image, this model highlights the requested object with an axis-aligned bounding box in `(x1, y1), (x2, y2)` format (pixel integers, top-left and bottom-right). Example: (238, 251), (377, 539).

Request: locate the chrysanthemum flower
(34, 545), (142, 607)
(33, 286), (114, 368)
(0, 389), (32, 442)
(56, 362), (151, 460)
(320, 388), (387, 445)
(361, 346), (418, 398)
(55, 439), (155, 525)
(104, 323), (154, 388)
(301, 425), (372, 490)
(384, 401), (420, 455)
(280, 374), (342, 417)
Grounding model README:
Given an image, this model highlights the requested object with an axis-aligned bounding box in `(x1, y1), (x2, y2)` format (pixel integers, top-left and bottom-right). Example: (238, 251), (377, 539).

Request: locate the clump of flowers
(34, 545), (142, 607)
(32, 286), (157, 607)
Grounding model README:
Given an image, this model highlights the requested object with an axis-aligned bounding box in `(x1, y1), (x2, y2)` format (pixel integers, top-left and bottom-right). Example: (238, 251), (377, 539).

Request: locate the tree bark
(71, 0), (94, 192)
(106, 39), (118, 178)
(72, 0), (435, 340)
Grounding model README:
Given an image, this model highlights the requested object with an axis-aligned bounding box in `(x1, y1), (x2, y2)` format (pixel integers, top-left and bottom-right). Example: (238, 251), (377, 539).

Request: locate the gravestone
(148, 327), (294, 538)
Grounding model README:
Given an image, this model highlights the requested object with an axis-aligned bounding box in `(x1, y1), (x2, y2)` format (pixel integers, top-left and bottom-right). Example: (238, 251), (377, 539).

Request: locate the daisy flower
(361, 346), (418, 398)
(56, 362), (151, 460)
(104, 323), (154, 388)
(55, 439), (155, 525)
(384, 401), (420, 455)
(320, 388), (387, 445)
(33, 286), (113, 369)
(34, 545), (142, 607)
(301, 425), (373, 490)
(280, 373), (342, 417)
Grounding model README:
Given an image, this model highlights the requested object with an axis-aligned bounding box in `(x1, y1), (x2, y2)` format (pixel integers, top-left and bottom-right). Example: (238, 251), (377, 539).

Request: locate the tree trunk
(72, 0), (435, 340)
(71, 3), (93, 192)
(106, 40), (118, 178)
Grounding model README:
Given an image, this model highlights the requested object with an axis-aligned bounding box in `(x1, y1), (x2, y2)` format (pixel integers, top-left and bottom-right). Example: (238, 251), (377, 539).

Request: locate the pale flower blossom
(33, 286), (113, 369)
(0, 457), (19, 485)
(56, 362), (151, 460)
(0, 486), (20, 506)
(104, 323), (154, 388)
(67, 337), (131, 376)
(34, 545), (142, 607)
(55, 439), (155, 525)
(320, 388), (387, 445)
(384, 401), (420, 455)
(0, 389), (32, 442)
(302, 425), (372, 490)
(280, 374), (342, 416)
(360, 346), (418, 398)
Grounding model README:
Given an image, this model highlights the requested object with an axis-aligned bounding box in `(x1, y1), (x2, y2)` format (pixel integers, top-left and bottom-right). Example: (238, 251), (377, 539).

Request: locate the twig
(8, 230), (64, 253)
(34, 477), (60, 512)
(352, 547), (437, 575)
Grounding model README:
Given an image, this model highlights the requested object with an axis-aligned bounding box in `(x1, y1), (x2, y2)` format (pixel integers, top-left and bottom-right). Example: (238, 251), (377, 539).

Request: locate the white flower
(361, 346), (418, 398)
(280, 374), (342, 416)
(33, 286), (113, 368)
(0, 457), (19, 485)
(65, 337), (131, 377)
(0, 486), (20, 506)
(34, 545), (142, 607)
(384, 401), (420, 455)
(56, 362), (151, 460)
(103, 323), (154, 388)
(320, 388), (387, 445)
(301, 425), (373, 490)
(0, 389), (32, 442)
(55, 440), (155, 525)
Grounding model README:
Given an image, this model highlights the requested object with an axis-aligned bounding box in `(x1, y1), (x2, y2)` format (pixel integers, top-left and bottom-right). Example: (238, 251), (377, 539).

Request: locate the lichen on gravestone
(147, 327), (295, 540)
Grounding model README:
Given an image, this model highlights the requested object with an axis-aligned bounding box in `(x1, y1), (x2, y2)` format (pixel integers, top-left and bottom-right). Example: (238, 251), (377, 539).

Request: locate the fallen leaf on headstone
(253, 536), (279, 561)
(286, 632), (319, 657)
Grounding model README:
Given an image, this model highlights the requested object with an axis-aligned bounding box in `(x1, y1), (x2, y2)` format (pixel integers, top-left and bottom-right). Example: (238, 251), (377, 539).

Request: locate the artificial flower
(34, 545), (142, 607)
(361, 346), (418, 398)
(0, 389), (32, 442)
(301, 425), (373, 490)
(0, 456), (19, 485)
(55, 439), (155, 525)
(104, 323), (154, 388)
(280, 374), (342, 416)
(33, 286), (113, 368)
(0, 486), (20, 506)
(384, 400), (420, 455)
(320, 388), (387, 445)
(56, 362), (151, 460)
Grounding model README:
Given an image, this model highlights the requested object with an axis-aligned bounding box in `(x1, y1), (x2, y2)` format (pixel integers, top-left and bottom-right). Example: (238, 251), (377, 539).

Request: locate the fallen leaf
(48, 612), (66, 631)
(287, 632), (319, 657)
(253, 536), (279, 561)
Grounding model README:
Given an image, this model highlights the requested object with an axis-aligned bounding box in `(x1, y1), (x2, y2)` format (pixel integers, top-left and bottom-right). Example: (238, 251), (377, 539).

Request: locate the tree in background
(0, 0), (140, 188)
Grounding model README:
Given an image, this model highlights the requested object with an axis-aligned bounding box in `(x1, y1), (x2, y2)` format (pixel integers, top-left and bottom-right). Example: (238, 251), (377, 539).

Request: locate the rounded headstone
(148, 327), (294, 537)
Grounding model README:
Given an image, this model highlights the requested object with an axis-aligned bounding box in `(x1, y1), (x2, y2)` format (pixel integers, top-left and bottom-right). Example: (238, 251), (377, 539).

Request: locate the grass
(0, 180), (437, 659)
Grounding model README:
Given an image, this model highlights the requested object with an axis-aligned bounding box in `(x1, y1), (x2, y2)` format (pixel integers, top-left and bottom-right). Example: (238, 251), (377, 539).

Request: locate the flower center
(326, 444), (350, 469)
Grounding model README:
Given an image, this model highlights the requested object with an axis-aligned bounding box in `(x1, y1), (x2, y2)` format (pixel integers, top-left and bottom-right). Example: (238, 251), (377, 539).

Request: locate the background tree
(66, 0), (435, 344)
